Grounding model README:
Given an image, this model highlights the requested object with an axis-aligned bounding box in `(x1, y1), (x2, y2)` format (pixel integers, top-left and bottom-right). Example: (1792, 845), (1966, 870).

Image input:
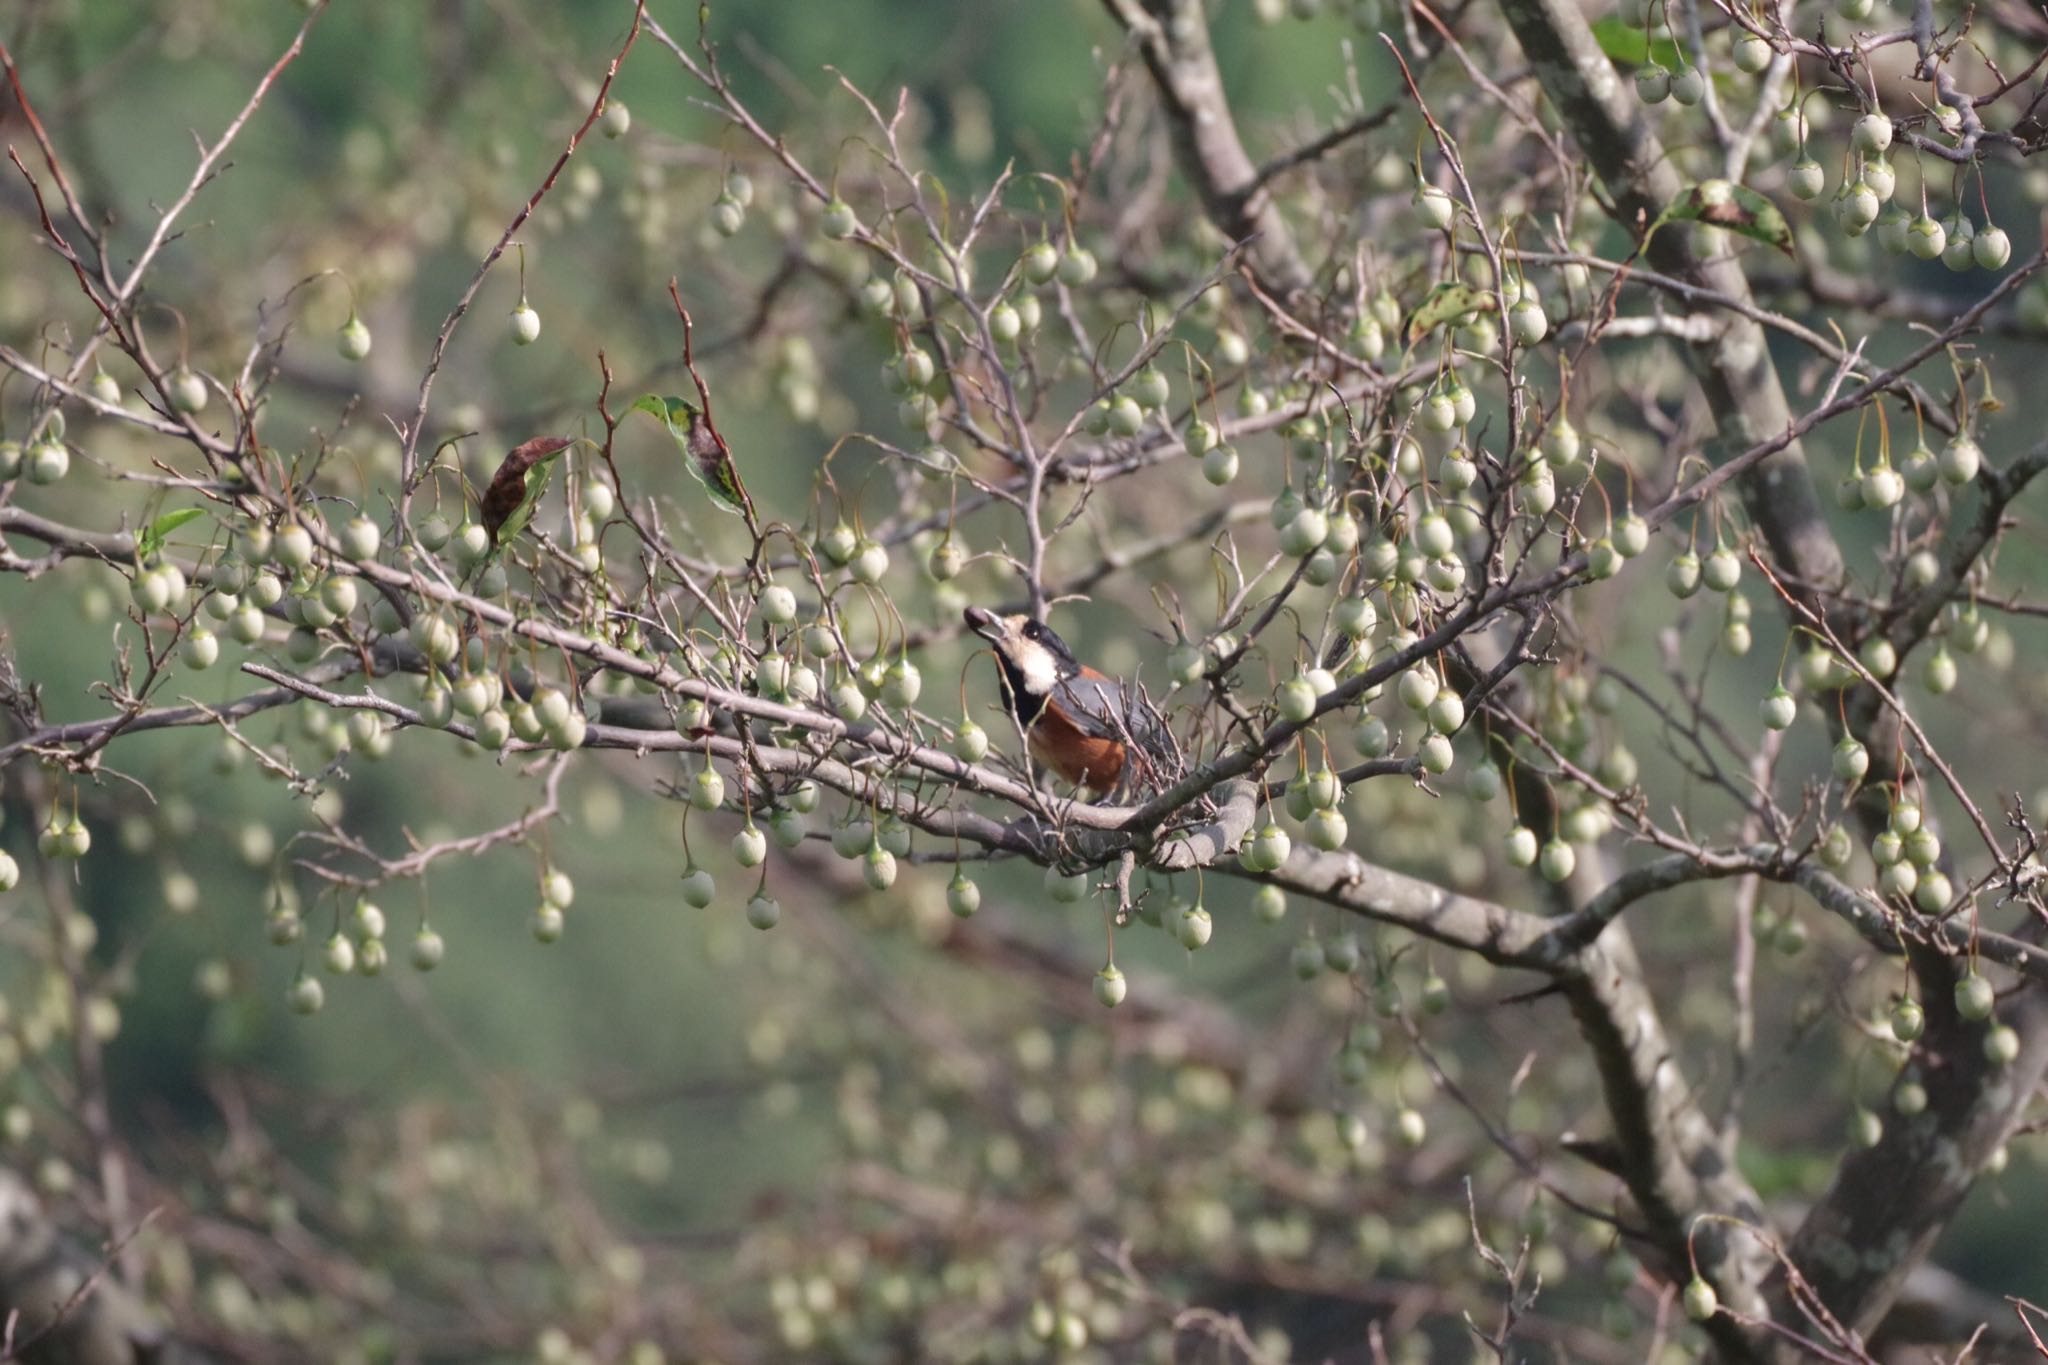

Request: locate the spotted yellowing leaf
(1404, 281), (1496, 344)
(1658, 180), (1795, 257)
(480, 435), (574, 548)
(632, 394), (753, 524)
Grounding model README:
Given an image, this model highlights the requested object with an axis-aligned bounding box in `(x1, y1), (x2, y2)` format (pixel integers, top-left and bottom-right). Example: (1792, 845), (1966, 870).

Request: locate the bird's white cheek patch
(1015, 645), (1059, 697)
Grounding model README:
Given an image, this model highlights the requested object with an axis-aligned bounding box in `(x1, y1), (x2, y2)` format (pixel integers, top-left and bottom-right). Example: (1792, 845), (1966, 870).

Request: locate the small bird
(964, 606), (1170, 797)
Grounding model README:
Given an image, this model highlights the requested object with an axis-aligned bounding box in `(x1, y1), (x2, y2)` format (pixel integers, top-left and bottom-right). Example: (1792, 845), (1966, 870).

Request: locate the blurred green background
(0, 0), (1401, 1311)
(4, 0), (2048, 1357)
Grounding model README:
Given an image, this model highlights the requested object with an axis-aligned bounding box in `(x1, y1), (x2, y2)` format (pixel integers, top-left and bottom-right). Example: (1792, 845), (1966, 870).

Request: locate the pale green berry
(323, 932), (357, 975)
(510, 304), (542, 345)
(1245, 821), (1292, 872)
(1939, 435), (1981, 486)
(1279, 507), (1329, 558)
(1787, 158), (1825, 201)
(1324, 932), (1362, 976)
(1056, 246), (1098, 286)
(170, 369), (208, 413)
(822, 198), (858, 239)
(1414, 183), (1455, 228)
(1131, 366), (1170, 410)
(1702, 547), (1742, 592)
(287, 974), (325, 1015)
(1818, 823), (1854, 868)
(24, 441), (69, 484)
(1439, 450), (1478, 494)
(1045, 866), (1089, 903)
(1304, 808), (1348, 851)
(337, 316), (372, 361)
(1973, 225), (2012, 270)
(862, 844), (897, 890)
(1913, 870), (1952, 912)
(1334, 595), (1377, 638)
(1667, 552), (1701, 598)
(1862, 461), (1905, 508)
(732, 824), (768, 868)
(1251, 885), (1286, 922)
(1942, 215), (1977, 272)
(1955, 971), (1995, 1021)
(1924, 647), (1958, 695)
(849, 539), (889, 584)
(880, 659), (922, 708)
(988, 301), (1022, 342)
(1467, 762), (1503, 801)
(1396, 667), (1439, 713)
(709, 195), (745, 236)
(1851, 113), (1893, 155)
(411, 928), (446, 971)
(1413, 512), (1454, 559)
(1538, 838), (1576, 883)
(1276, 678), (1318, 724)
(1352, 714), (1390, 758)
(926, 538), (965, 581)
(1876, 205), (1912, 253)
(1759, 685), (1797, 731)
(1907, 215), (1946, 259)
(1835, 182), (1881, 232)
(1093, 965), (1127, 1007)
(531, 905), (566, 942)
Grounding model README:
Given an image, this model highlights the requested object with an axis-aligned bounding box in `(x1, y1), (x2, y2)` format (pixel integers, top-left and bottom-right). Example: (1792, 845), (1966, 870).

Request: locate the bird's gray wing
(1053, 674), (1172, 758)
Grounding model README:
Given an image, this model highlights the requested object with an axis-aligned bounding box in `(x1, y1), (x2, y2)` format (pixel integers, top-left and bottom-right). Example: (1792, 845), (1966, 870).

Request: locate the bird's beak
(964, 606), (1003, 642)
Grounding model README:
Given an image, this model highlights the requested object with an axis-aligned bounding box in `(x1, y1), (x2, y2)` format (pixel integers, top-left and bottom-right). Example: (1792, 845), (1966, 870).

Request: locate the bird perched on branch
(965, 606), (1173, 799)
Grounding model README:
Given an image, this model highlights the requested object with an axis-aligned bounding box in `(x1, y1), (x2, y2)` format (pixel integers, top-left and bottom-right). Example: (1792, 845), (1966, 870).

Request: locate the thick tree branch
(1099, 0), (1314, 299)
(1493, 0), (2041, 1350)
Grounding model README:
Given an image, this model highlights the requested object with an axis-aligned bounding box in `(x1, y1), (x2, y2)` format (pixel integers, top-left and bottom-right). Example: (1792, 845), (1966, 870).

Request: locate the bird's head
(964, 606), (1077, 701)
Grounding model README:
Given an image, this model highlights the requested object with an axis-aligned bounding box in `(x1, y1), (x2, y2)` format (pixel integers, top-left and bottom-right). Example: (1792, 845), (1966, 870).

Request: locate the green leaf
(632, 394), (753, 522)
(136, 507), (205, 564)
(1590, 16), (1681, 69)
(1404, 281), (1496, 344)
(1655, 179), (1795, 257)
